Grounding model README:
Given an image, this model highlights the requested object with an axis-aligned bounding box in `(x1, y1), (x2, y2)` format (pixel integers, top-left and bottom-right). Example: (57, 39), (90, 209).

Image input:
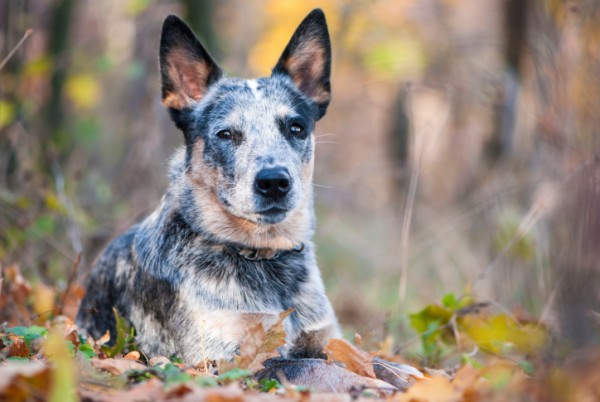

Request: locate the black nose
(254, 168), (291, 200)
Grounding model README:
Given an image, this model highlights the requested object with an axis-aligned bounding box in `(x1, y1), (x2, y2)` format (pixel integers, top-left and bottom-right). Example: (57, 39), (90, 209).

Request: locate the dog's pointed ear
(272, 9), (331, 119)
(159, 15), (223, 113)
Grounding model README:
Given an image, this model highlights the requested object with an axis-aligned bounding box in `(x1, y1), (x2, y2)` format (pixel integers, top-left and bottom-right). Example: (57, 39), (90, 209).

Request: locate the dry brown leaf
(123, 351), (140, 361)
(395, 365), (489, 402)
(1, 265), (31, 325)
(91, 357), (147, 375)
(325, 338), (376, 379)
(0, 360), (52, 401)
(7, 337), (30, 357)
(149, 356), (171, 367)
(220, 309), (292, 373)
(395, 376), (460, 402)
(79, 377), (165, 402)
(354, 333), (363, 348)
(97, 330), (111, 346)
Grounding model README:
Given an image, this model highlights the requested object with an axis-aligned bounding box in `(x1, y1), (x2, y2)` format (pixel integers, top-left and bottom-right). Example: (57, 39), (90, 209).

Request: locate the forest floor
(1, 262), (600, 402)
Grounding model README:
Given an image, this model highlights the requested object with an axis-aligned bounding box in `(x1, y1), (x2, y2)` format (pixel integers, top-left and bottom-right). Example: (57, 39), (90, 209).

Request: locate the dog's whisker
(313, 183), (332, 189)
(314, 133), (337, 139)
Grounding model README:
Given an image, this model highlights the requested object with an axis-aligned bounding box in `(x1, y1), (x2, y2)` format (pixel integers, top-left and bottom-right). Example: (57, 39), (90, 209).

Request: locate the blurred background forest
(1, 0), (600, 359)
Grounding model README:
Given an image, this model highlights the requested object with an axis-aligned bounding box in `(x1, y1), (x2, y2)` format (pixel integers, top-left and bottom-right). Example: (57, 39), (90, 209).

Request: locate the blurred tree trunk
(531, 2), (600, 347)
(42, 0), (75, 170)
(0, 0), (24, 188)
(182, 0), (219, 58)
(487, 0), (530, 162)
(388, 85), (410, 195)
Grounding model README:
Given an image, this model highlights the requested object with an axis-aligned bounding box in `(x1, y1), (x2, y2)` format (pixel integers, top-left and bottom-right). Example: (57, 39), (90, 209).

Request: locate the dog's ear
(272, 9), (331, 119)
(159, 15), (223, 115)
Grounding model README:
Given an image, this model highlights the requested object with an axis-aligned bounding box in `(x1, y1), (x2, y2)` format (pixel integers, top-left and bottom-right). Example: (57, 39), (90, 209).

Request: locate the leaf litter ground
(1, 263), (600, 402)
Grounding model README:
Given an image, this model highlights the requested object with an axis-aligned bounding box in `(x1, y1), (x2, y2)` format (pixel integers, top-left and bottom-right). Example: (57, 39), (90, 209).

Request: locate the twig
(399, 85), (451, 303)
(0, 29), (34, 71)
(58, 252), (82, 315)
(398, 85), (418, 304)
(472, 200), (545, 291)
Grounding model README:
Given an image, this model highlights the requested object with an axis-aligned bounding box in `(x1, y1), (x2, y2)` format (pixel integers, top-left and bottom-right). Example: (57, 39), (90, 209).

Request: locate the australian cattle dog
(77, 9), (411, 391)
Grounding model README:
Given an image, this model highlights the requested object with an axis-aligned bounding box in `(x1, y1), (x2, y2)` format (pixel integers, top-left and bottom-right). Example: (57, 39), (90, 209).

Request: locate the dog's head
(159, 10), (331, 249)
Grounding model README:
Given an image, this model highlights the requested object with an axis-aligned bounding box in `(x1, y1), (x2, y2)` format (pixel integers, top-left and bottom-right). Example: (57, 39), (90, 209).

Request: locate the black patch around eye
(278, 117), (310, 141)
(216, 129), (244, 145)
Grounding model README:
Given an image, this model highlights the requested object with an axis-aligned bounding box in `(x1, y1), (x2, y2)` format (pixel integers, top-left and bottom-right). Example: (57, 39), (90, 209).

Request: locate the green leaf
(7, 356), (30, 361)
(259, 378), (281, 392)
(409, 304), (453, 334)
(153, 363), (192, 384)
(169, 355), (183, 364)
(78, 343), (96, 359)
(7, 326), (48, 348)
(217, 368), (252, 382)
(461, 354), (482, 369)
(442, 293), (458, 309)
(101, 308), (134, 357)
(26, 215), (56, 237)
(518, 360), (535, 375)
(194, 376), (218, 388)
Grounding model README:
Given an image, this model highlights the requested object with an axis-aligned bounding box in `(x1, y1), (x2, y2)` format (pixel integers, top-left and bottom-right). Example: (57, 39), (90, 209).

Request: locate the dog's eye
(217, 130), (233, 140)
(290, 123), (304, 136)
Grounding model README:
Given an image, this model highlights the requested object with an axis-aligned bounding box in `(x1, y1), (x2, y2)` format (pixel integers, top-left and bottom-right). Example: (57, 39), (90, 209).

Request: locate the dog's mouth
(258, 206), (288, 215)
(254, 206), (289, 224)
(219, 194), (291, 225)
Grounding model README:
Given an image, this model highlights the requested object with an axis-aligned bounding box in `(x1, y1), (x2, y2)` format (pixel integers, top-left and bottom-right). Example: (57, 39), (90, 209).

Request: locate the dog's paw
(372, 357), (423, 390)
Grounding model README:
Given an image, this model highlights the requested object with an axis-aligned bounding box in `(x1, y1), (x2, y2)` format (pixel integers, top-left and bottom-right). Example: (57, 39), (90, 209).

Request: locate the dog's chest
(178, 245), (309, 312)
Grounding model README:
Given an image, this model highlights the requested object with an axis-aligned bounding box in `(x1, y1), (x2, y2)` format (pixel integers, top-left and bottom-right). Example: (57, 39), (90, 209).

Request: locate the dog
(77, 9), (411, 391)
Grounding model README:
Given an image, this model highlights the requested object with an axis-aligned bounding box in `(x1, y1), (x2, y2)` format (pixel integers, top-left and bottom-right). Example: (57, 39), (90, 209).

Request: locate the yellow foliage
(0, 100), (16, 129)
(248, 0), (340, 75)
(66, 74), (101, 110)
(32, 282), (56, 318)
(460, 314), (548, 355)
(23, 56), (53, 77)
(45, 330), (78, 402)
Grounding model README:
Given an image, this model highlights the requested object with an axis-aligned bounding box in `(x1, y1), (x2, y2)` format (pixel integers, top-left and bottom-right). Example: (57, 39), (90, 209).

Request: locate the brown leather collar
(232, 243), (305, 261)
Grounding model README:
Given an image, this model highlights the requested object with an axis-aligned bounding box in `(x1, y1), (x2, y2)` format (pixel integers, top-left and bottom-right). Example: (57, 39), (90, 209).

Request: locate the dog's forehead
(203, 77), (307, 125)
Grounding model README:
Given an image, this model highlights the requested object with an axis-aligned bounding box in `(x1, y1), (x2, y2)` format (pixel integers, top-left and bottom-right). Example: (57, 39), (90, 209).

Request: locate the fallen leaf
(97, 330), (111, 346)
(7, 337), (30, 358)
(325, 338), (376, 378)
(354, 333), (363, 348)
(123, 351), (140, 361)
(91, 357), (147, 375)
(149, 356), (171, 367)
(460, 314), (548, 355)
(220, 309), (292, 374)
(0, 360), (52, 401)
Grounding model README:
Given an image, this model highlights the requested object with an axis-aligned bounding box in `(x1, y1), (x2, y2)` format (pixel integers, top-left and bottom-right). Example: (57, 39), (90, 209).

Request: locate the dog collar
(233, 243), (305, 261)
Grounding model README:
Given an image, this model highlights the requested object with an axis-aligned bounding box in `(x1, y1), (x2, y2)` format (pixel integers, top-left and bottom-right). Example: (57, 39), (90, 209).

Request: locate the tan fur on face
(186, 141), (314, 250)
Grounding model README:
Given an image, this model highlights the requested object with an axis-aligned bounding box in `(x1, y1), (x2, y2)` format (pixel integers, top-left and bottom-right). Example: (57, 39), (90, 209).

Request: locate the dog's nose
(254, 168), (291, 200)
